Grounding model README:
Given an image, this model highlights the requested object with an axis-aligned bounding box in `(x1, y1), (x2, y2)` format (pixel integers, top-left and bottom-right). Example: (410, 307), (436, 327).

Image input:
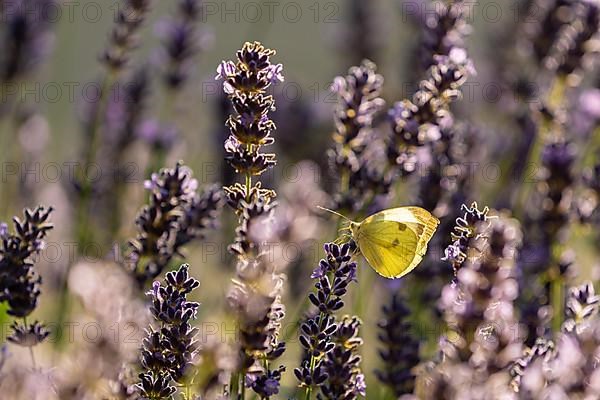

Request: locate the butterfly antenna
(317, 206), (352, 222)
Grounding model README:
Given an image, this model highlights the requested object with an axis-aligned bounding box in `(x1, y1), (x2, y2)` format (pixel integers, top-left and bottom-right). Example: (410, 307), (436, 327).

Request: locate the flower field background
(1, 0), (600, 399)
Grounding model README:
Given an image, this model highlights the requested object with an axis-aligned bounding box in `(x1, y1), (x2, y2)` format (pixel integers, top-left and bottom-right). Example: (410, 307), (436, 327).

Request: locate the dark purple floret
(541, 141), (576, 171)
(375, 294), (420, 396)
(7, 320), (49, 347)
(247, 365), (285, 398)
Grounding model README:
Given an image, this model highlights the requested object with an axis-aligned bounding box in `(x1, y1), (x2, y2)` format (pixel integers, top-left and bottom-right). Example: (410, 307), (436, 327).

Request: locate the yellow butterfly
(320, 206), (440, 279)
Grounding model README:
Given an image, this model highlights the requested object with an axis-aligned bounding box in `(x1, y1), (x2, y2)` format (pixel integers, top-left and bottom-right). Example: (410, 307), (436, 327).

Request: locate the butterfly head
(349, 221), (360, 238)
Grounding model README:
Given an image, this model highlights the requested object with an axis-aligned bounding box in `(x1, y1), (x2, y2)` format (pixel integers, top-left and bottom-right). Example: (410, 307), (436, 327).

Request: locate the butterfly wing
(357, 225), (420, 278)
(356, 207), (439, 279)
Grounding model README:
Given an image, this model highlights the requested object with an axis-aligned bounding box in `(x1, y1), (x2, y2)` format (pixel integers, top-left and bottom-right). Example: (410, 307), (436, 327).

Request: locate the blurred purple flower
(136, 119), (179, 150)
(0, 223), (8, 239)
(580, 89), (600, 119)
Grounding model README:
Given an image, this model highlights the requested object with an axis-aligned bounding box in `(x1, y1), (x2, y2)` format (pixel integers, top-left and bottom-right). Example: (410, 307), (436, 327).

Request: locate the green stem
(239, 370), (246, 400)
(230, 370), (239, 399)
(245, 173), (252, 201)
(0, 115), (15, 220)
(53, 73), (115, 351)
(340, 169), (350, 196)
(304, 309), (325, 400)
(551, 269), (563, 332)
(23, 317), (37, 370)
(514, 78), (566, 219)
(146, 89), (177, 175)
(28, 346), (36, 370)
(76, 73), (114, 253)
(283, 214), (351, 344)
(262, 359), (269, 400)
(547, 75), (567, 112)
(304, 352), (316, 400)
(282, 296), (310, 343)
(577, 125), (600, 171)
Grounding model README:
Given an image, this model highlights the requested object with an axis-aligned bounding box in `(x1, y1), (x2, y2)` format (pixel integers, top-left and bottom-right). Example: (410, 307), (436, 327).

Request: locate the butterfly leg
(333, 233), (352, 245)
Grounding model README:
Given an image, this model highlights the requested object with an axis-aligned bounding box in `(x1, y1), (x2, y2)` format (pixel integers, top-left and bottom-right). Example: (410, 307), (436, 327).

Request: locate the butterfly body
(348, 207), (440, 279)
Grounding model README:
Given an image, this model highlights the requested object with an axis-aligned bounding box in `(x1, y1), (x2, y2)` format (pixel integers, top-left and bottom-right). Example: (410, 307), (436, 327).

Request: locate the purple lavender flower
(0, 206), (53, 318)
(354, 373), (366, 396)
(421, 209), (523, 398)
(265, 63), (284, 84)
(7, 320), (49, 347)
(295, 242), (361, 398)
(319, 315), (365, 399)
(137, 264), (200, 398)
(247, 365), (285, 398)
(442, 241), (463, 264)
(218, 42), (287, 399)
(310, 259), (328, 279)
(387, 52), (471, 179)
(328, 59), (388, 212)
(126, 163), (224, 286)
(0, 206), (53, 363)
(442, 202), (491, 273)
